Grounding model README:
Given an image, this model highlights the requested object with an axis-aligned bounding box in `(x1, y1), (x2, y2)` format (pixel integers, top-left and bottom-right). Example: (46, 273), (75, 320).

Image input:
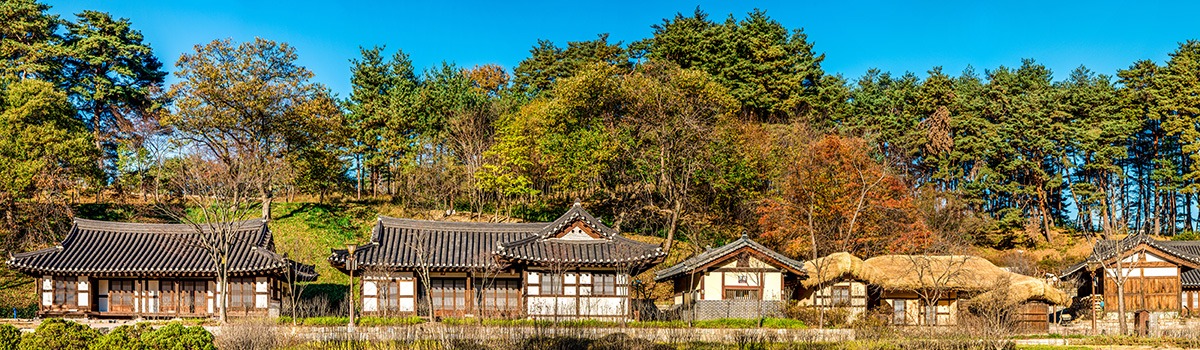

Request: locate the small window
(923, 301), (938, 325)
(737, 275), (748, 284)
(831, 286), (851, 306)
(892, 300), (907, 325)
(726, 289), (758, 300)
(542, 273), (564, 295)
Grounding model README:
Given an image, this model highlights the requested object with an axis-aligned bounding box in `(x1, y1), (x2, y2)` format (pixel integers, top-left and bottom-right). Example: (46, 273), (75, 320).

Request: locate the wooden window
(228, 278), (255, 312)
(376, 279), (411, 313)
(542, 273), (564, 295)
(892, 300), (907, 325)
(923, 302), (937, 325)
(379, 279), (401, 311)
(52, 277), (77, 309)
(726, 289), (758, 300)
(592, 273), (628, 294)
(109, 280), (135, 313)
(180, 280), (207, 315)
(426, 278), (467, 313)
(478, 279), (520, 316)
(160, 281), (177, 313)
(920, 300), (952, 325)
(831, 286), (851, 306)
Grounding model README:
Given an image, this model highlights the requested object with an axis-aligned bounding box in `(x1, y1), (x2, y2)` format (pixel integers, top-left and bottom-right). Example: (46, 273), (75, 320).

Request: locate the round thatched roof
(802, 252), (1070, 306)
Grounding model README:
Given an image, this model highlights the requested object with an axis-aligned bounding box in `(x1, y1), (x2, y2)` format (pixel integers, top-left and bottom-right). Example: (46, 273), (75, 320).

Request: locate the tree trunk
(663, 199), (682, 254)
(93, 109), (105, 203)
(219, 273), (229, 323)
(1116, 254), (1127, 334)
(261, 192), (272, 219)
(356, 154), (363, 201)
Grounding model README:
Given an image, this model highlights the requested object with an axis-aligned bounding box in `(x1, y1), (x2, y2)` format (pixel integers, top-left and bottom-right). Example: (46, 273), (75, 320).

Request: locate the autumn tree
(758, 134), (932, 258)
(167, 38), (342, 218)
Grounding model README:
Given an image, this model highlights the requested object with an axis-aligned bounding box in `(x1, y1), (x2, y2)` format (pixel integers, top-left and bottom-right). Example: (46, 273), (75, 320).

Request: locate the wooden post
(347, 244), (357, 332)
(466, 273), (473, 317)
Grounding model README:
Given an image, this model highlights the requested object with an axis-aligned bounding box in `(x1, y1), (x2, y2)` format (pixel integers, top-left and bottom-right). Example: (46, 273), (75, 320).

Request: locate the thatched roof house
(802, 252), (1069, 306)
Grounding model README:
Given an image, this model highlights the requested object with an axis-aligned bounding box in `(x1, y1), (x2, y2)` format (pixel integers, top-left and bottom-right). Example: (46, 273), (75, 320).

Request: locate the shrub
(356, 316), (424, 327)
(0, 324), (19, 350)
(90, 323), (152, 350)
(693, 318), (757, 328)
(760, 318), (806, 329)
(18, 318), (101, 350)
(142, 323), (214, 350)
(787, 304), (850, 328)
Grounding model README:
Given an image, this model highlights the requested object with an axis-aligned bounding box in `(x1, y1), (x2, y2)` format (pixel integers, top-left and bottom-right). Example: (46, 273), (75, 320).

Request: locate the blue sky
(46, 0), (1199, 98)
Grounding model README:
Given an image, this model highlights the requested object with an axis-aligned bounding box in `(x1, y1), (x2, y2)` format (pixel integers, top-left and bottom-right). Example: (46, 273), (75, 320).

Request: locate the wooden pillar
(520, 270), (528, 318)
(465, 273), (473, 316)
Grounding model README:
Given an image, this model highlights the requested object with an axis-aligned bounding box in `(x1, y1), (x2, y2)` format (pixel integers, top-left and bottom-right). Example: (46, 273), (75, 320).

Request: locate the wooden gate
(1135, 310), (1150, 336)
(1015, 302), (1049, 334)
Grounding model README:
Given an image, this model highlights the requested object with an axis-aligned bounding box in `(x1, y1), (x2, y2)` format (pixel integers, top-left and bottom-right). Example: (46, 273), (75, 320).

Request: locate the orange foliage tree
(758, 134), (932, 258)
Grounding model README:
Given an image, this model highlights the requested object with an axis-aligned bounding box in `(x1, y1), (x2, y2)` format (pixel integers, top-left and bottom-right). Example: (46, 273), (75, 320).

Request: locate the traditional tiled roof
(329, 218), (543, 271)
(534, 204), (618, 239)
(654, 234), (806, 282)
(330, 204), (666, 273)
(494, 234), (666, 267)
(1060, 235), (1200, 278)
(1183, 269), (1200, 289)
(6, 218), (317, 281)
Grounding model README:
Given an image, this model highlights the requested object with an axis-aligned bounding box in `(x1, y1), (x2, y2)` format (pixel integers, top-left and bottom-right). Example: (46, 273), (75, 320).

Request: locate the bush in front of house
(786, 303), (850, 328)
(0, 324), (20, 350)
(18, 318), (102, 350)
(141, 323), (214, 350)
(88, 322), (214, 350)
(90, 323), (152, 350)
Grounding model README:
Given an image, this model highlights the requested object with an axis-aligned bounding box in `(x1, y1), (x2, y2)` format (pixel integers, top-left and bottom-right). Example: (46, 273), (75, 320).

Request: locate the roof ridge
(72, 218), (267, 233)
(378, 216), (547, 232)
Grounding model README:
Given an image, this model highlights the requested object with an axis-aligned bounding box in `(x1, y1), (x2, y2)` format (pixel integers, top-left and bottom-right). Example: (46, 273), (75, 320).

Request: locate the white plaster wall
(1143, 267), (1178, 277)
(763, 272), (783, 301)
(147, 280), (159, 312)
(363, 281), (378, 296)
(723, 272), (761, 287)
(398, 298), (414, 312)
(702, 272), (723, 301)
(41, 276), (51, 307)
(579, 297), (625, 316)
(77, 276), (90, 308)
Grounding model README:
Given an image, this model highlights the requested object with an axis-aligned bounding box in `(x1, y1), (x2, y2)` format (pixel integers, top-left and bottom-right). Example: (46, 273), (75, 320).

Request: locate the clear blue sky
(46, 0), (1199, 98)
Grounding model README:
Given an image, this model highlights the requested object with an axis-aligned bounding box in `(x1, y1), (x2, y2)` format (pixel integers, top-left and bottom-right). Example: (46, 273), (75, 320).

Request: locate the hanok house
(1060, 234), (1200, 319)
(654, 235), (807, 320)
(5, 218), (317, 319)
(328, 204), (667, 319)
(800, 252), (1069, 329)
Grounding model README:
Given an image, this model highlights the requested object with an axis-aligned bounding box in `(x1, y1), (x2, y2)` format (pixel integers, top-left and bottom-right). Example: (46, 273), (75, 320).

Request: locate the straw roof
(801, 252), (1069, 306)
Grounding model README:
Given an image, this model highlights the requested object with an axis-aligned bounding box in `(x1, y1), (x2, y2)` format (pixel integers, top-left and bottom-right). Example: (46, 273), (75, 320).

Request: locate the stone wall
(673, 300), (784, 321)
(257, 324), (855, 344)
(1053, 312), (1200, 336)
